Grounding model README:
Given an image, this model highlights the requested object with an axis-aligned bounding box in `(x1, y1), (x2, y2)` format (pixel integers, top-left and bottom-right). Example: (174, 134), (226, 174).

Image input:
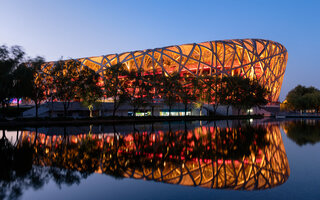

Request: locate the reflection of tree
(283, 120), (320, 145)
(0, 132), (44, 200)
(212, 125), (269, 160)
(0, 131), (15, 183)
(48, 167), (81, 188)
(0, 131), (90, 200)
(35, 134), (102, 177)
(101, 133), (126, 179)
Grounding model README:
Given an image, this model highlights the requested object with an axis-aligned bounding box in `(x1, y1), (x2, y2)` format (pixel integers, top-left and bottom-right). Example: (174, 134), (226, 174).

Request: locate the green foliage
(286, 85), (320, 112)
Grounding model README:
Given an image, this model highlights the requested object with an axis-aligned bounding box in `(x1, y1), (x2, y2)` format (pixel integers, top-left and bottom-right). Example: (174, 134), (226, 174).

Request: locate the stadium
(24, 39), (288, 117)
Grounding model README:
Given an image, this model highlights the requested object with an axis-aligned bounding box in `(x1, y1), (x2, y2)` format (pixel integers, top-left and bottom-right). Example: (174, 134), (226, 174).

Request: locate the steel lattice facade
(43, 39), (288, 102)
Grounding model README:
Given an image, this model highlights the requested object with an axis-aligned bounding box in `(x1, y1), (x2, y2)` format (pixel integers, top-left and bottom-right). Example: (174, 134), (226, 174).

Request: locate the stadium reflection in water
(9, 122), (289, 191)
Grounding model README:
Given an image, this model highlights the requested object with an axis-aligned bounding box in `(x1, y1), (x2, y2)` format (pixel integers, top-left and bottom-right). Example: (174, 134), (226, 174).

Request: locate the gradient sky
(1, 0), (319, 100)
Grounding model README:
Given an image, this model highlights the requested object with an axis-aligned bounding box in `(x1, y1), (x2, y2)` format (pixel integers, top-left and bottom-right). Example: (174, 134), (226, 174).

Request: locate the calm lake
(1, 119), (320, 200)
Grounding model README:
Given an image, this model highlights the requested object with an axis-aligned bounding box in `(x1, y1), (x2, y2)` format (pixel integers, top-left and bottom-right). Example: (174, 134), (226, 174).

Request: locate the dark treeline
(0, 45), (102, 118)
(0, 45), (269, 119)
(0, 45), (37, 113)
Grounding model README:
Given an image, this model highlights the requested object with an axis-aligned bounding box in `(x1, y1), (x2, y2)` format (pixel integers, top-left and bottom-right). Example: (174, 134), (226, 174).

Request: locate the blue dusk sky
(0, 0), (319, 100)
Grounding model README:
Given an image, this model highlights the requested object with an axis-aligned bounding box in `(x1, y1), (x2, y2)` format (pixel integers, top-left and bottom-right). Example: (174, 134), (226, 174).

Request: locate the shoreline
(0, 115), (263, 128)
(1, 115), (319, 128)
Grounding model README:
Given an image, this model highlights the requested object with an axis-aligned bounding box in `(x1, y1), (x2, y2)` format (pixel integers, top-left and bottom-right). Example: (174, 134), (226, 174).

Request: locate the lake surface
(1, 119), (320, 200)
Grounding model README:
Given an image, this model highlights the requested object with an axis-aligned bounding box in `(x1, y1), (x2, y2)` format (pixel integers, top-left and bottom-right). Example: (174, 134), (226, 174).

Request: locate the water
(1, 119), (320, 200)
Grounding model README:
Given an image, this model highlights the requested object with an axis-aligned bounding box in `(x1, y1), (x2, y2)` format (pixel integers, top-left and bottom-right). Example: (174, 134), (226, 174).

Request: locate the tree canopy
(51, 59), (81, 116)
(285, 85), (320, 112)
(77, 67), (103, 117)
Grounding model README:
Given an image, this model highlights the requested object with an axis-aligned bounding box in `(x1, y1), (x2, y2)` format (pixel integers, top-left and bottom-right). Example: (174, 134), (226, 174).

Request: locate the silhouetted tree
(51, 59), (80, 117)
(0, 45), (25, 113)
(12, 63), (33, 115)
(231, 77), (268, 115)
(202, 75), (221, 116)
(77, 67), (103, 117)
(104, 63), (128, 117)
(218, 76), (268, 116)
(158, 73), (180, 116)
(29, 57), (46, 118)
(125, 69), (152, 116)
(192, 76), (208, 116)
(143, 73), (161, 116)
(177, 74), (195, 116)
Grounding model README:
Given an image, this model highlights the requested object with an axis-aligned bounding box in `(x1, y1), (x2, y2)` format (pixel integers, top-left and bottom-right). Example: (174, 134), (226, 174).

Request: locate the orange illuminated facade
(42, 39), (287, 102)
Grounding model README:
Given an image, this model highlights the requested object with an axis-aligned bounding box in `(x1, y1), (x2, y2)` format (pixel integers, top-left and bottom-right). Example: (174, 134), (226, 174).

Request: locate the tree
(228, 76), (245, 115)
(77, 67), (103, 118)
(231, 77), (268, 115)
(191, 76), (207, 116)
(202, 75), (221, 116)
(12, 63), (33, 115)
(29, 57), (46, 118)
(143, 73), (161, 116)
(309, 91), (320, 113)
(286, 85), (320, 112)
(0, 45), (25, 112)
(177, 74), (195, 116)
(217, 76), (233, 116)
(218, 76), (268, 116)
(157, 73), (180, 116)
(51, 59), (80, 117)
(125, 69), (153, 116)
(104, 63), (128, 117)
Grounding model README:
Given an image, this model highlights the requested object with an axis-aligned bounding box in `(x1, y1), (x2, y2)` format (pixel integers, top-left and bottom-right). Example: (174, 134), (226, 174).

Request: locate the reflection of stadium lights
(18, 123), (289, 190)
